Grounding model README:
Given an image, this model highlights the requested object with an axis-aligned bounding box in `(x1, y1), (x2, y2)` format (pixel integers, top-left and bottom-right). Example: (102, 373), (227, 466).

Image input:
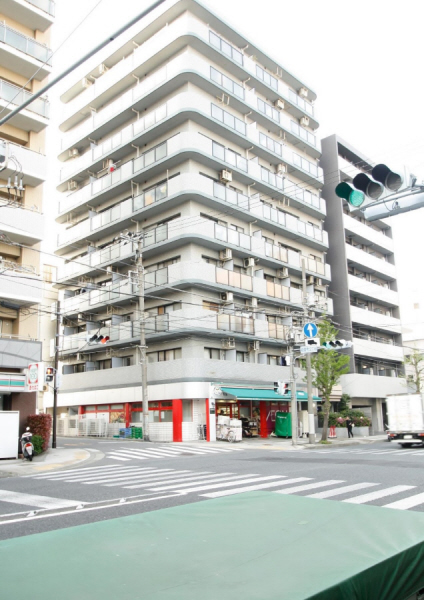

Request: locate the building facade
(321, 134), (406, 432)
(0, 0), (54, 429)
(53, 0), (332, 441)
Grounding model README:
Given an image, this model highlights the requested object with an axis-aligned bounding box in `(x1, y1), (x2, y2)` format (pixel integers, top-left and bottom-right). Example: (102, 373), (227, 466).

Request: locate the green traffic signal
(335, 182), (365, 208)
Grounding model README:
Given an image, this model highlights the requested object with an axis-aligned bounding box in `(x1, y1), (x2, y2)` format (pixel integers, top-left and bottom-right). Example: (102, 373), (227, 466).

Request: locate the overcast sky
(48, 0), (424, 314)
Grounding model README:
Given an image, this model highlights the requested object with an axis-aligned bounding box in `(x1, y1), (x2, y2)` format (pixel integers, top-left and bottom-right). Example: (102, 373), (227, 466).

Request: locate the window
(211, 104), (246, 135)
(259, 132), (282, 156)
(293, 153), (320, 178)
(204, 347), (221, 360)
(145, 256), (180, 273)
(229, 223), (244, 233)
(149, 303), (182, 315)
(209, 31), (243, 65)
(98, 359), (112, 370)
(290, 120), (316, 146)
(43, 264), (56, 284)
(202, 256), (223, 267)
(256, 65), (278, 90)
(261, 166), (284, 190)
(203, 301), (220, 312)
(147, 348), (182, 363)
(267, 355), (279, 366)
(236, 351), (247, 362)
(257, 98), (280, 123)
(210, 67), (244, 99)
(212, 141), (248, 172)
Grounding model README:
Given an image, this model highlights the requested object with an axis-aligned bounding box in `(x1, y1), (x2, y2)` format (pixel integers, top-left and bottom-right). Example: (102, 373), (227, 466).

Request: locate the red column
(125, 403), (130, 428)
(78, 405), (84, 416)
(173, 399), (183, 442)
(260, 402), (268, 439)
(205, 398), (210, 442)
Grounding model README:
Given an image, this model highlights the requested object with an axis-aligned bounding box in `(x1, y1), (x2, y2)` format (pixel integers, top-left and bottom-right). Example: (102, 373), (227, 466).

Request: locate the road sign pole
(302, 260), (316, 444)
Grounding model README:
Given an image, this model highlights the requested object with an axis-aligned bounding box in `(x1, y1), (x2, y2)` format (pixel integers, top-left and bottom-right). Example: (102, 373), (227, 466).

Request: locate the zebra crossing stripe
(81, 469), (188, 485)
(158, 446), (220, 455)
(384, 491), (424, 510)
(308, 482), (378, 499)
(276, 480), (345, 495)
(107, 456), (130, 461)
(150, 475), (285, 494)
(104, 471), (213, 487)
(343, 485), (416, 504)
(25, 464), (125, 479)
(202, 477), (312, 498)
(31, 465), (149, 481)
(54, 467), (170, 483)
(124, 472), (239, 490)
(116, 448), (180, 457)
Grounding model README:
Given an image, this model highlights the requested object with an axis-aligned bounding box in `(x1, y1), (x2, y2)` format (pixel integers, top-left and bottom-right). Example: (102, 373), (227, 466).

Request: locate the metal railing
(26, 0), (55, 17)
(0, 23), (52, 64)
(0, 79), (49, 117)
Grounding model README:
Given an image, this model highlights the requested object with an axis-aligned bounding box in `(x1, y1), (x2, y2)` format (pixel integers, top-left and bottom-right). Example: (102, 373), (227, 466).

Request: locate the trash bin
(275, 412), (292, 438)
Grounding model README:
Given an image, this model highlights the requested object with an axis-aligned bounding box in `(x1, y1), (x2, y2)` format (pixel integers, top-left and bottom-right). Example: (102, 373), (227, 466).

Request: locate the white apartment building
(321, 135), (406, 432)
(52, 0), (332, 442)
(0, 0), (54, 429)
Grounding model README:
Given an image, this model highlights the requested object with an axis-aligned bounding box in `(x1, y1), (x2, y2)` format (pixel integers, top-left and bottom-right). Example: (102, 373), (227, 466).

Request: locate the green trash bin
(275, 412), (292, 438)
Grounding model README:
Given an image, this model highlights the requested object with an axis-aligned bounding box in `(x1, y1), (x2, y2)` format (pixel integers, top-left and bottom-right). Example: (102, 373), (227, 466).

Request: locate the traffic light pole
(52, 300), (60, 449)
(289, 345), (297, 447)
(301, 259), (316, 444)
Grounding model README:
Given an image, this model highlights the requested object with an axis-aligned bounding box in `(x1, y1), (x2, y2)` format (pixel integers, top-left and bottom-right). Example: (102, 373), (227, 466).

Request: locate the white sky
(47, 0), (424, 321)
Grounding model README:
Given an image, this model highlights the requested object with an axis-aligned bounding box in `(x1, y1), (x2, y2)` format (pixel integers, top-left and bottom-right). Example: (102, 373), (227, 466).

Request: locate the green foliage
(27, 414), (52, 452)
(318, 410), (371, 428)
(319, 440), (332, 445)
(31, 435), (44, 455)
(310, 318), (350, 441)
(339, 394), (351, 412)
(404, 349), (424, 393)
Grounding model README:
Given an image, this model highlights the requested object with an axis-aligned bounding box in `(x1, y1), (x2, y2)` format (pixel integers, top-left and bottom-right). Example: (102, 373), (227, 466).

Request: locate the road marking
(384, 492), (424, 510)
(25, 464), (124, 478)
(307, 482), (378, 499)
(150, 475), (285, 494)
(47, 467), (165, 482)
(343, 485), (416, 504)
(124, 473), (239, 490)
(0, 490), (79, 510)
(81, 469), (187, 485)
(275, 480), (344, 495)
(104, 471), (212, 487)
(201, 477), (311, 498)
(107, 456), (129, 461)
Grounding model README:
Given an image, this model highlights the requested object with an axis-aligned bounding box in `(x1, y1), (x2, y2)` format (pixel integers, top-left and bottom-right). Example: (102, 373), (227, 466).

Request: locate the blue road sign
(303, 323), (318, 338)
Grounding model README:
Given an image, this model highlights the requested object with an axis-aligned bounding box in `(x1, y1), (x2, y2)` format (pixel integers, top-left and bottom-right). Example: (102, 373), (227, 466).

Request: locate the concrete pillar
(371, 399), (383, 434)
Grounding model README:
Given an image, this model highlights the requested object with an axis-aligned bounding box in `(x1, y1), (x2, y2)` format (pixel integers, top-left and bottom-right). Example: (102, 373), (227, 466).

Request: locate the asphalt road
(1, 436), (424, 540)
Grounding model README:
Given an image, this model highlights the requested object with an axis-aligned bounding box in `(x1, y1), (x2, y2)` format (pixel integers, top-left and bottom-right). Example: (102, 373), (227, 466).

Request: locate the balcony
(0, 22), (52, 79)
(348, 275), (398, 307)
(352, 337), (404, 362)
(343, 214), (394, 254)
(0, 336), (41, 369)
(60, 13), (317, 134)
(0, 0), (55, 32)
(345, 243), (396, 280)
(0, 267), (43, 306)
(340, 373), (406, 399)
(0, 204), (44, 245)
(350, 305), (401, 334)
(1, 140), (47, 186)
(0, 79), (49, 132)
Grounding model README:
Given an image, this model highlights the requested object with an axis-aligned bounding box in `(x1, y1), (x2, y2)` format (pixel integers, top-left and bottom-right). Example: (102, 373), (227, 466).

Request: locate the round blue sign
(303, 323), (318, 338)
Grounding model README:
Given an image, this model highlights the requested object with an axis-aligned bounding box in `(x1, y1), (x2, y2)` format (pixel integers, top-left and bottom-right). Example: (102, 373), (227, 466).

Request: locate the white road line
(31, 465), (144, 480)
(307, 482), (378, 499)
(150, 475), (284, 494)
(26, 464), (124, 479)
(81, 469), (184, 485)
(124, 472), (238, 490)
(158, 446), (219, 455)
(104, 471), (212, 487)
(275, 480), (345, 495)
(109, 453), (146, 461)
(164, 445), (237, 453)
(0, 490), (79, 509)
(116, 448), (180, 457)
(384, 492), (424, 510)
(108, 456), (130, 461)
(202, 477), (312, 498)
(55, 468), (169, 483)
(344, 485), (416, 504)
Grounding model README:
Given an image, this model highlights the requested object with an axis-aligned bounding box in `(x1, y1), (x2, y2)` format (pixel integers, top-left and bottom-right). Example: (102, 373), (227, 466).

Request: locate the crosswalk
(26, 464), (424, 511)
(299, 448), (424, 457)
(104, 443), (244, 462)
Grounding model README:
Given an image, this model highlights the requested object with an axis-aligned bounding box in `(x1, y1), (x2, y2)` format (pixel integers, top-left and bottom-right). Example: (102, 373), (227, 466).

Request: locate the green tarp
(221, 386), (321, 401)
(2, 493), (424, 599)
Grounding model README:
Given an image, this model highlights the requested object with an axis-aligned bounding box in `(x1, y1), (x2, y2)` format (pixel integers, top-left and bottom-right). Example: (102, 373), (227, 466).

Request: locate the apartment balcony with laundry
(1, 0), (55, 32)
(0, 140), (47, 186)
(348, 274), (398, 307)
(343, 213), (394, 254)
(345, 242), (396, 280)
(0, 79), (49, 132)
(0, 22), (52, 79)
(59, 12), (317, 133)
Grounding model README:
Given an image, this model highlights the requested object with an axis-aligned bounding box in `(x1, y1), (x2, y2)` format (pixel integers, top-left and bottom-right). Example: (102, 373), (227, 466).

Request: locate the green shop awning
(220, 387), (321, 401)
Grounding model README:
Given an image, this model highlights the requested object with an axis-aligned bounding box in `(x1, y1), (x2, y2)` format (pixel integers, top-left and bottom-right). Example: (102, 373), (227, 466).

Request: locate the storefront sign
(209, 399), (216, 414)
(27, 363), (42, 392)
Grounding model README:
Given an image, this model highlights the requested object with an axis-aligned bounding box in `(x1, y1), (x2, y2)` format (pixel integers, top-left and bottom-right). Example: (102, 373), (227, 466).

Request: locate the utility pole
(52, 299), (60, 449)
(288, 331), (297, 447)
(301, 259), (316, 444)
(136, 238), (149, 442)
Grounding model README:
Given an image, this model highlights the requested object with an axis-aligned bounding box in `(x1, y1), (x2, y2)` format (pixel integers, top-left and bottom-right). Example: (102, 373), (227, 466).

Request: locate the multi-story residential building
(321, 134), (406, 432)
(0, 0), (54, 429)
(52, 0), (332, 442)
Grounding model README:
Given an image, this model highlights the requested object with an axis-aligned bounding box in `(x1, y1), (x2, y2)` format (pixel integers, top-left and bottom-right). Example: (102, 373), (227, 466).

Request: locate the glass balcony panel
(262, 204), (271, 220)
(271, 208), (278, 222)
(237, 156), (247, 171)
(156, 182), (167, 201)
(156, 104), (167, 122)
(218, 314), (230, 331)
(134, 155), (144, 172)
(121, 161), (133, 179)
(274, 284), (282, 299)
(156, 268), (169, 286)
(285, 214), (298, 231)
(239, 233), (251, 249)
(144, 112), (155, 129)
(155, 224), (167, 243)
(238, 193), (249, 210)
(267, 281), (275, 296)
(316, 262), (325, 276)
(103, 138), (112, 153)
(278, 211), (285, 226)
(268, 323), (276, 338)
(280, 247), (288, 262)
(233, 50), (243, 65)
(92, 179), (102, 195)
(225, 149), (236, 166)
(272, 245), (280, 260)
(235, 118), (246, 134)
(210, 67), (221, 85)
(288, 250), (300, 267)
(145, 272), (155, 287)
(110, 245), (120, 260)
(228, 229), (238, 245)
(214, 181), (226, 201)
(144, 230), (155, 247)
(268, 173), (276, 187)
(215, 224), (227, 242)
(308, 258), (317, 272)
(133, 118), (145, 135)
(233, 83), (244, 99)
(241, 274), (252, 291)
(314, 228), (323, 242)
(121, 198), (132, 217)
(221, 39), (232, 57)
(212, 142), (225, 160)
(216, 268), (229, 285)
(144, 149), (155, 167)
(212, 104), (223, 121)
(91, 214), (101, 230)
(133, 194), (144, 211)
(144, 189), (155, 206)
(282, 286), (290, 300)
(297, 221), (306, 235)
(265, 243), (272, 257)
(223, 111), (235, 129)
(305, 223), (314, 237)
(229, 271), (241, 288)
(156, 142), (167, 161)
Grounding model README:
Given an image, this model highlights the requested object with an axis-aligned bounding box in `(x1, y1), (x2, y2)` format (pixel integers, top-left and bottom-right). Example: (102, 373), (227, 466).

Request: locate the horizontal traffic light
(274, 381), (290, 395)
(372, 164), (404, 192)
(335, 182), (365, 207)
(322, 340), (353, 350)
(88, 334), (110, 345)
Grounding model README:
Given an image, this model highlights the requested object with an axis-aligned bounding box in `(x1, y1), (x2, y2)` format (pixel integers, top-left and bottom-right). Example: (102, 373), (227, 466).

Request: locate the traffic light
(274, 381), (290, 395)
(321, 340), (353, 350)
(88, 334), (110, 345)
(306, 338), (320, 347)
(45, 366), (55, 382)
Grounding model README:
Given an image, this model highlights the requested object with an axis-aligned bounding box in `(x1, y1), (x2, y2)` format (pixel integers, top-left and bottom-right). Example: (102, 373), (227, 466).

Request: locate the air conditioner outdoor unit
(220, 169), (232, 183)
(277, 164), (287, 174)
(68, 181), (78, 191)
(243, 257), (255, 268)
(300, 116), (310, 127)
(274, 99), (285, 110)
(222, 337), (235, 349)
(98, 63), (108, 75)
(249, 340), (260, 352)
(69, 148), (79, 158)
(314, 277), (322, 286)
(298, 87), (308, 98)
(82, 77), (93, 89)
(248, 297), (258, 309)
(307, 275), (314, 284)
(219, 248), (232, 261)
(221, 292), (234, 304)
(278, 268), (289, 278)
(76, 353), (85, 361)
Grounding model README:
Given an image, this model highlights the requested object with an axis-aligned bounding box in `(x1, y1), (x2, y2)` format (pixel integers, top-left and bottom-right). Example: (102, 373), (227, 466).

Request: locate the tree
(310, 318), (350, 442)
(339, 393), (351, 413)
(404, 349), (424, 393)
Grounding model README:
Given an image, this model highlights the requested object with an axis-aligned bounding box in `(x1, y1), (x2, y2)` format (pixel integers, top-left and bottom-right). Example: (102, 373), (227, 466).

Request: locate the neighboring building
(52, 0), (332, 442)
(321, 134), (406, 432)
(400, 289), (424, 390)
(0, 0), (54, 429)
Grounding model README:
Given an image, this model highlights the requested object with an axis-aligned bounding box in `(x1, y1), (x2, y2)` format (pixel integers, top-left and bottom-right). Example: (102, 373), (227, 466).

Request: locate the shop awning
(220, 387), (321, 401)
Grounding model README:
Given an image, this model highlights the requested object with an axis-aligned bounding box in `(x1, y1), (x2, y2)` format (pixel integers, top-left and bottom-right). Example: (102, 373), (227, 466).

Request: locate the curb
(0, 448), (96, 478)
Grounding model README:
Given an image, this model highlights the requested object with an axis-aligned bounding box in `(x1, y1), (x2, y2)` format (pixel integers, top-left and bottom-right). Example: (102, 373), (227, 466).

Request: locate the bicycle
(217, 424), (236, 443)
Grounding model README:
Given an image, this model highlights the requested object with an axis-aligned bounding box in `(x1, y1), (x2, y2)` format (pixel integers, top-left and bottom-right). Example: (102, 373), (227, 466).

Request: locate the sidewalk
(0, 447), (93, 478)
(227, 434), (388, 450)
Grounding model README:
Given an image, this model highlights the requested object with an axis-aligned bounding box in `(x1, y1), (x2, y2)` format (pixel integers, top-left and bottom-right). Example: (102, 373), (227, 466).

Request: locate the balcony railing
(0, 79), (49, 117)
(0, 23), (52, 64)
(26, 0), (55, 17)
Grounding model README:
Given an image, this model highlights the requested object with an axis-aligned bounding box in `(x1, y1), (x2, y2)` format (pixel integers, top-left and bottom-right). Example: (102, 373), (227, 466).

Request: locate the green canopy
(220, 387), (321, 401)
